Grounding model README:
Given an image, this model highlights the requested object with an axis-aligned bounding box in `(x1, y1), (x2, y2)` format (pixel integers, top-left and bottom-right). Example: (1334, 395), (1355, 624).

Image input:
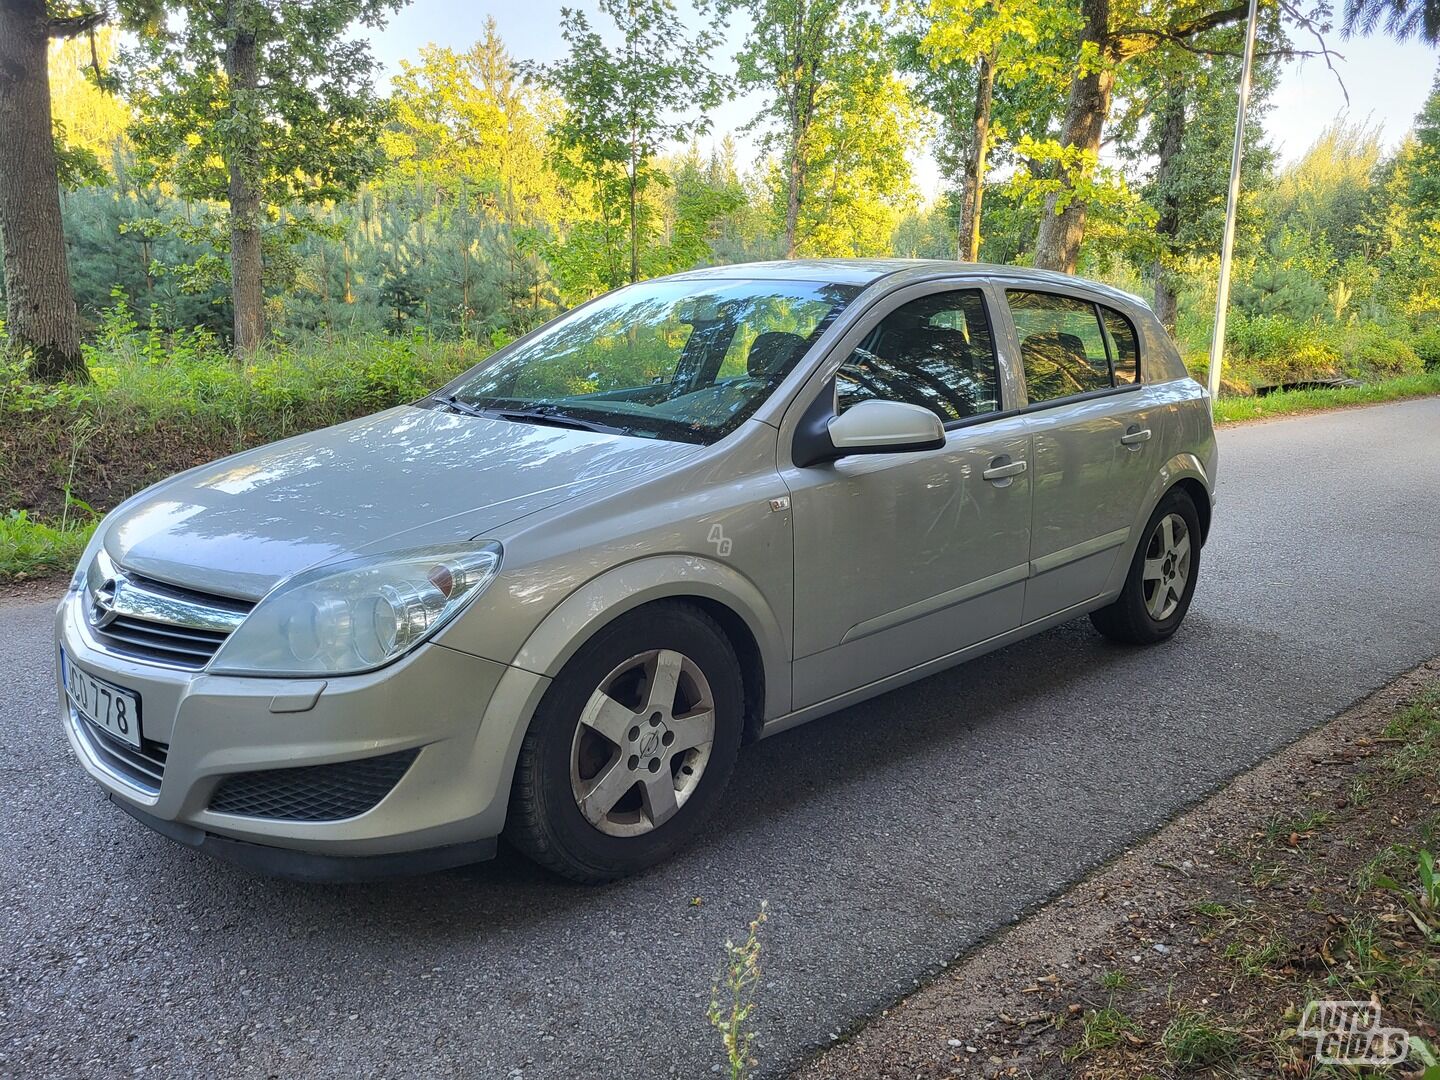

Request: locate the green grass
(1353, 843), (1418, 894)
(3, 324), (490, 533)
(1099, 969), (1131, 991)
(1223, 933), (1290, 977)
(2, 323), (486, 440)
(1337, 913), (1440, 1018)
(1380, 691), (1440, 784)
(1261, 809), (1335, 846)
(0, 509), (94, 580)
(1213, 370), (1440, 423)
(1062, 1006), (1142, 1063)
(1160, 1009), (1240, 1068)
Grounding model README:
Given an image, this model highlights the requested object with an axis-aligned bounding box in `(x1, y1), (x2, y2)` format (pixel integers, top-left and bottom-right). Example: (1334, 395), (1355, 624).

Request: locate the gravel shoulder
(794, 658), (1440, 1078)
(0, 578), (64, 606)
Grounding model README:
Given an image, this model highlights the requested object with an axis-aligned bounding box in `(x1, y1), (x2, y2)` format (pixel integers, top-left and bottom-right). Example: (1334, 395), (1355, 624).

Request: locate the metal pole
(1207, 0), (1261, 404)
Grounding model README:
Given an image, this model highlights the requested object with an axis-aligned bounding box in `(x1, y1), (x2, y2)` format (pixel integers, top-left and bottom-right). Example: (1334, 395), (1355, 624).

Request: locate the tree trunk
(1150, 81), (1186, 329)
(958, 52), (996, 263)
(1033, 0), (1115, 274)
(0, 0), (88, 382)
(783, 142), (803, 259)
(223, 3), (264, 351)
(628, 167), (639, 283)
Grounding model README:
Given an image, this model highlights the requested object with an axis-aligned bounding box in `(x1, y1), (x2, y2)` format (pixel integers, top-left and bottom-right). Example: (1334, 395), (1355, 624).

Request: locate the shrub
(1412, 324), (1440, 371)
(1224, 313), (1342, 387)
(1233, 263), (1328, 321)
(1341, 325), (1424, 380)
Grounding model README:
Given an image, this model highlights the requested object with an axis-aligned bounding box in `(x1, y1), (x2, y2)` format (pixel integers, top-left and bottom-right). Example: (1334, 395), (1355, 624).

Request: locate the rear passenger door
(1003, 289), (1160, 622)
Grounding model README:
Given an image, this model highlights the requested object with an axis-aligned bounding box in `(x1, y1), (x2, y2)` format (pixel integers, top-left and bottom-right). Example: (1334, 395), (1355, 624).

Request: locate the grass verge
(1, 328), (484, 526)
(1213, 370), (1440, 423)
(0, 510), (94, 582)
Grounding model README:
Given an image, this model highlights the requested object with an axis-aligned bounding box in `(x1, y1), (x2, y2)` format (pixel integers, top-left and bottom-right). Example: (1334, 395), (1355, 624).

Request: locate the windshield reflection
(441, 279), (860, 444)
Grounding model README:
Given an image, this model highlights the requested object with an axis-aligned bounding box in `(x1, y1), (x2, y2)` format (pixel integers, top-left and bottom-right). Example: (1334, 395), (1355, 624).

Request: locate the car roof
(663, 258), (1150, 312)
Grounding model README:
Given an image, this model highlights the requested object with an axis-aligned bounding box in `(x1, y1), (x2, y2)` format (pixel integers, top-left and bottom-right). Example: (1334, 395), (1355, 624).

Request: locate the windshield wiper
(493, 408), (621, 434)
(433, 393), (486, 418)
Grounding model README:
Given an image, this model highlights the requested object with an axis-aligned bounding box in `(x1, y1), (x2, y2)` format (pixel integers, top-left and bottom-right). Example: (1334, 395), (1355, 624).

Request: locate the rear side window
(1008, 291), (1142, 405)
(837, 290), (1001, 423)
(1008, 291), (1110, 403)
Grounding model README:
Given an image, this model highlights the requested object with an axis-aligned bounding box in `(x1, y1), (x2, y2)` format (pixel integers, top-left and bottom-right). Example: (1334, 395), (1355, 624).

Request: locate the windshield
(435, 278), (861, 444)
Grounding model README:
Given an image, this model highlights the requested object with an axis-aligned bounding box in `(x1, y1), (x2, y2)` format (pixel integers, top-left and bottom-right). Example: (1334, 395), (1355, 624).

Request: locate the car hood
(102, 405), (700, 600)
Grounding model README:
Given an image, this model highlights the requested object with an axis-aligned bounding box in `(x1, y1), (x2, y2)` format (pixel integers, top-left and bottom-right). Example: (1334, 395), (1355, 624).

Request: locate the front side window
(442, 279), (860, 444)
(836, 290), (1001, 423)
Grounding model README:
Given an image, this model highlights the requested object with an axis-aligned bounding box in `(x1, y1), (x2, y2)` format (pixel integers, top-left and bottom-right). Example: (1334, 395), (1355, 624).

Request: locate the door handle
(982, 459), (1027, 481)
(1120, 427), (1152, 446)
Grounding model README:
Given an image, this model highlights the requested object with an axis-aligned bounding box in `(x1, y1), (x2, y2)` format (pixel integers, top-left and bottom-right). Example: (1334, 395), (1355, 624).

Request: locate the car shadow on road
(126, 614), (1169, 943)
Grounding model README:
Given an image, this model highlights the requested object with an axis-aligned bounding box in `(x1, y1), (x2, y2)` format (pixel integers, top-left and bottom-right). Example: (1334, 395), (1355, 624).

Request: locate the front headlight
(69, 525), (108, 594)
(209, 541), (502, 677)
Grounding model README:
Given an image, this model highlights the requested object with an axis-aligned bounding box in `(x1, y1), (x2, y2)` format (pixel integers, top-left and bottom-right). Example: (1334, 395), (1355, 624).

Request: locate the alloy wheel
(569, 649), (716, 837)
(1142, 512), (1191, 621)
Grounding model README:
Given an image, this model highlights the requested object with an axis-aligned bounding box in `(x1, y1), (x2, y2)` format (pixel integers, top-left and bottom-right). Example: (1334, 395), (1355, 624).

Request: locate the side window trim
(1015, 381), (1143, 417)
(1093, 300), (1116, 383)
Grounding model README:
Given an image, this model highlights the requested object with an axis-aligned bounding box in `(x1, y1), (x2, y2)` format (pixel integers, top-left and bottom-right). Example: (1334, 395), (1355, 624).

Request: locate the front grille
(86, 567), (252, 671)
(93, 614), (234, 669)
(73, 709), (169, 793)
(207, 749), (421, 822)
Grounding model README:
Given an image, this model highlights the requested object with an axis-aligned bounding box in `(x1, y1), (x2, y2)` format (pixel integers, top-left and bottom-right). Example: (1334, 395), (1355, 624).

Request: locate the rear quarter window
(1100, 307), (1140, 385)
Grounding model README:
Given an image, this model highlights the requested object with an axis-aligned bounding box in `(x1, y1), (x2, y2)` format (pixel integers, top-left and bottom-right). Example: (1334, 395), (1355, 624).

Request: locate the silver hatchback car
(56, 260), (1216, 882)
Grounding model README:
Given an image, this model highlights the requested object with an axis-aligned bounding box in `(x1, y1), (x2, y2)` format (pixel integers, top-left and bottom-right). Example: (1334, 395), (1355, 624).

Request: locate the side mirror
(825, 399), (946, 459)
(791, 378), (948, 467)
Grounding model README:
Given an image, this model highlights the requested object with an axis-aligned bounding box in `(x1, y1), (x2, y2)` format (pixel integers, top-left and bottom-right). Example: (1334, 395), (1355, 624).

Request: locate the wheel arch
(510, 554), (789, 728)
(1172, 475), (1212, 544)
(1141, 452), (1214, 545)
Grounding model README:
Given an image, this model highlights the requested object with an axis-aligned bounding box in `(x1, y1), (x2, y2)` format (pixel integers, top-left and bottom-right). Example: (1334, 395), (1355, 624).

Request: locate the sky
(367, 0), (1439, 197)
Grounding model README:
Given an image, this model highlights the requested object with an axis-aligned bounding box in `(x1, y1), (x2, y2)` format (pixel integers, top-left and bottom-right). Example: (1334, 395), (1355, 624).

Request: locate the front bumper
(55, 588), (550, 876)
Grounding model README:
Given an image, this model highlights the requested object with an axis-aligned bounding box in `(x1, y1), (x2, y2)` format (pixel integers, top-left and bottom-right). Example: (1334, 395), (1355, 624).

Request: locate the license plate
(62, 652), (142, 749)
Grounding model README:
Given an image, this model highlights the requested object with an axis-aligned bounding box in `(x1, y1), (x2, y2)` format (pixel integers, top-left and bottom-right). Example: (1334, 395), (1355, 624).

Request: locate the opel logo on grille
(91, 576), (120, 628)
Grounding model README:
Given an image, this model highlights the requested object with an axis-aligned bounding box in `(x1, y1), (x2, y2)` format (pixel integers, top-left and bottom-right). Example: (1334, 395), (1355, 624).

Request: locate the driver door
(781, 284), (1033, 710)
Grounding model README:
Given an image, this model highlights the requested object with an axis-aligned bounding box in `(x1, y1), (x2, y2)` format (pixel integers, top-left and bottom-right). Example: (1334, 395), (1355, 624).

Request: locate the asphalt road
(4, 398), (1439, 1079)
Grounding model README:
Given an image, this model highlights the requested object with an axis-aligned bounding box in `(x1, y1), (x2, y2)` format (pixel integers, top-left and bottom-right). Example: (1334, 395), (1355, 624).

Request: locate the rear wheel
(504, 602), (744, 882)
(1090, 488), (1201, 645)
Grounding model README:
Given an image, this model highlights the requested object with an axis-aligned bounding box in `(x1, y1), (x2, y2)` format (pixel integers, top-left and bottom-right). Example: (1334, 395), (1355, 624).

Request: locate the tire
(1090, 488), (1202, 646)
(504, 601), (744, 883)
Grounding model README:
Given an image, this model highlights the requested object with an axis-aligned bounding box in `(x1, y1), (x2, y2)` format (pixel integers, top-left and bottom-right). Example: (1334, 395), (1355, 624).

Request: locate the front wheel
(1090, 489), (1202, 645)
(504, 602), (744, 882)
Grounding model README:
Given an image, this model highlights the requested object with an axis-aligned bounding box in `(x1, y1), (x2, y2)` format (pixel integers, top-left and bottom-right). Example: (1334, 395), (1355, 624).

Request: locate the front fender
(460, 555), (790, 839)
(510, 554), (792, 719)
